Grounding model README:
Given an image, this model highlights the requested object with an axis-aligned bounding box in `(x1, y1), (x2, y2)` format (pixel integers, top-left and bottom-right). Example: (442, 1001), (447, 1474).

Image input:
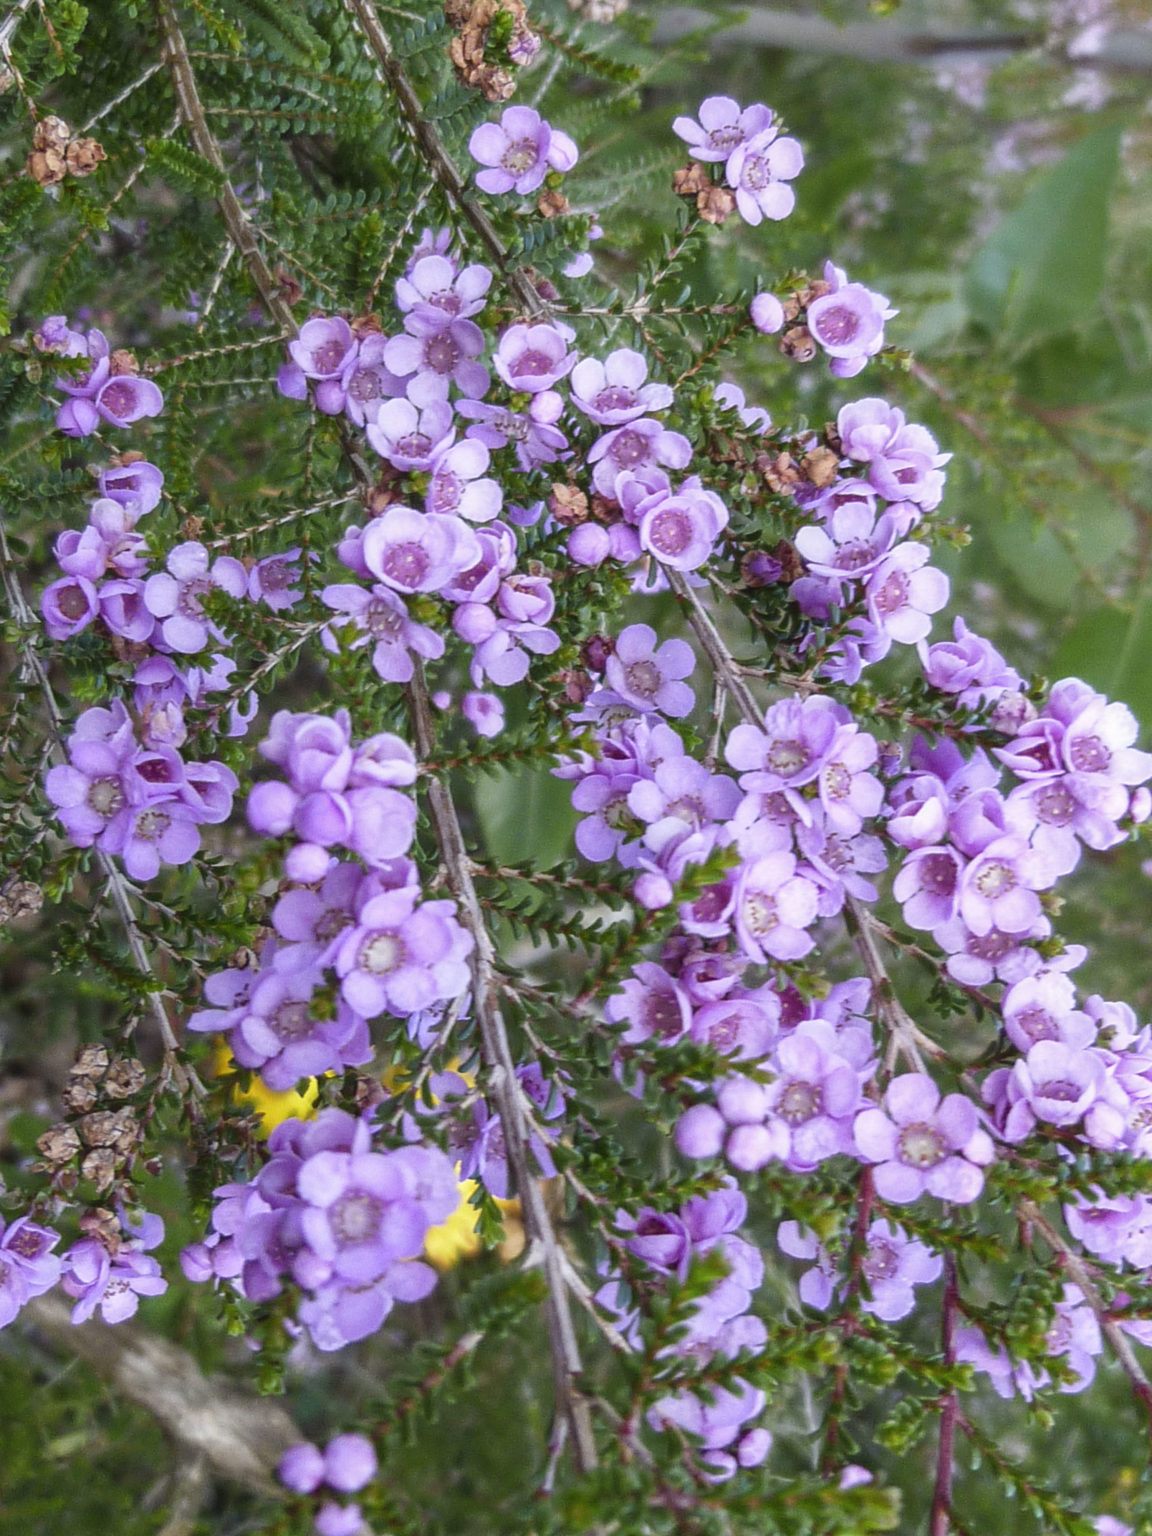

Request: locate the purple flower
(634, 477), (729, 571)
(144, 541), (247, 653)
(321, 583), (444, 684)
(41, 575), (100, 639)
(807, 260), (896, 376)
(366, 398), (455, 471)
(360, 507), (479, 595)
(323, 1433), (378, 1493)
(750, 292), (785, 335)
(778, 1217), (941, 1321)
(0, 1215), (62, 1326)
(672, 96), (775, 162)
(330, 886), (473, 1018)
(733, 850), (820, 963)
(589, 418), (693, 498)
(383, 321), (488, 406)
(426, 439), (503, 522)
(396, 255), (492, 330)
(462, 690), (504, 736)
(570, 348), (674, 425)
(865, 544), (949, 645)
(469, 106), (578, 195)
(726, 695), (841, 793)
(289, 317), (358, 382)
(99, 459), (164, 514)
(493, 322), (575, 393)
(456, 395), (567, 469)
(854, 1074), (994, 1204)
(61, 1211), (167, 1325)
(279, 1443), (326, 1494)
(725, 126), (804, 224)
(249, 549), (304, 611)
(604, 624), (695, 717)
(93, 373), (164, 429)
(837, 399), (950, 510)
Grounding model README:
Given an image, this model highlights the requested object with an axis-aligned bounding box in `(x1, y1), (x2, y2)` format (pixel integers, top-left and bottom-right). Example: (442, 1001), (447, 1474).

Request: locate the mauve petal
(925, 1156), (984, 1204)
(935, 1093), (978, 1149)
(885, 1072), (940, 1125)
(853, 1109), (897, 1162)
(468, 122), (507, 165)
(872, 1161), (924, 1203)
(297, 1150), (350, 1207)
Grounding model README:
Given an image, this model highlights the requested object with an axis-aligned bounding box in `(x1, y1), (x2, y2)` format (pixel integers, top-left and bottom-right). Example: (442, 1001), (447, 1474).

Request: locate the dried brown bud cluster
(447, 0), (539, 103)
(34, 1044), (147, 1192)
(670, 163), (736, 225)
(0, 879), (42, 926)
(26, 116), (106, 186)
(549, 482), (589, 525)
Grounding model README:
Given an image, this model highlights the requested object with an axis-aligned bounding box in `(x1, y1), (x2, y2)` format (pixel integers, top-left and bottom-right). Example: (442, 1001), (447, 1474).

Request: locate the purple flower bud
(323, 1433), (377, 1493)
(279, 1442), (326, 1494)
(750, 293), (785, 334)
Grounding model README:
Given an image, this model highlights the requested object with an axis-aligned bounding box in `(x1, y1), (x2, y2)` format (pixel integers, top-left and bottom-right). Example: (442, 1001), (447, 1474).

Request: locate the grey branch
(25, 1292), (300, 1493)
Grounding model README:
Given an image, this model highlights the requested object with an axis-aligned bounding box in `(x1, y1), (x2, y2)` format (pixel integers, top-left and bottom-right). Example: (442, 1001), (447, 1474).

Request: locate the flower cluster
(181, 1107), (458, 1352)
(672, 95), (803, 224)
(597, 1183), (771, 1478)
(35, 316), (163, 437)
(752, 260), (898, 379)
(279, 1432), (378, 1536)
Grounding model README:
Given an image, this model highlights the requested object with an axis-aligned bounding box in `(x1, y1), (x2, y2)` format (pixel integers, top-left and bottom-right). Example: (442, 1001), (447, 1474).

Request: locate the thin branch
(1019, 1199), (1152, 1437)
(929, 1254), (960, 1536)
(341, 0), (548, 321)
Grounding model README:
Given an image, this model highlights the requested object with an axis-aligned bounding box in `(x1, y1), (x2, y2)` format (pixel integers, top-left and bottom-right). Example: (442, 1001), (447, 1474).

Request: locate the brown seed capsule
(0, 880), (42, 922)
(696, 185), (736, 225)
(181, 514), (205, 541)
(556, 668), (592, 706)
(62, 1080), (99, 1116)
(274, 264), (303, 306)
(802, 446), (840, 488)
(33, 116), (71, 153)
(26, 148), (67, 186)
(66, 137), (107, 177)
(537, 188), (570, 220)
(672, 163), (709, 198)
(80, 1207), (121, 1249)
(350, 312), (383, 339)
(549, 482), (589, 526)
(71, 1044), (110, 1080)
(81, 1148), (117, 1193)
(757, 452), (803, 494)
(780, 325), (817, 363)
(772, 538), (806, 585)
(105, 1059), (147, 1100)
(37, 1125), (81, 1164)
(108, 349), (140, 377)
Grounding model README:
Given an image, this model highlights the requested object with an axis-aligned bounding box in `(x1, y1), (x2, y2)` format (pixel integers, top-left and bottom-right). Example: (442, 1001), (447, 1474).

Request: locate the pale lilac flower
(733, 851), (820, 963)
(725, 127), (804, 224)
(41, 575), (100, 639)
(0, 1215), (62, 1327)
(93, 373), (164, 429)
(360, 507), (479, 595)
(321, 583), (445, 684)
(469, 106), (578, 195)
(726, 695), (841, 793)
(426, 439), (502, 522)
(589, 419), (693, 498)
(634, 477), (729, 571)
(366, 399), (455, 471)
(712, 382), (771, 433)
(462, 691), (504, 737)
(604, 624), (695, 717)
(98, 459), (164, 514)
(289, 317), (357, 381)
(248, 549), (304, 611)
(808, 260), (896, 377)
(865, 544), (949, 645)
(570, 349), (674, 425)
(493, 322), (575, 393)
(855, 1074), (993, 1203)
(672, 96), (775, 162)
(330, 887), (473, 1018)
(143, 541), (247, 653)
(837, 398), (950, 510)
(396, 255), (492, 329)
(341, 333), (406, 426)
(383, 321), (488, 406)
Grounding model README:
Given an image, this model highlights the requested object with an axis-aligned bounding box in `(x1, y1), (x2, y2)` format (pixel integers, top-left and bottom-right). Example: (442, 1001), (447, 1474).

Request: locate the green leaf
(472, 766), (578, 870)
(1052, 596), (1152, 728)
(964, 124), (1122, 347)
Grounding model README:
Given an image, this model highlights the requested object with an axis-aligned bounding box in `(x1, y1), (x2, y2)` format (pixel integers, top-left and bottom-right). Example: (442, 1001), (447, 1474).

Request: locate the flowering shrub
(1, 4), (1151, 1536)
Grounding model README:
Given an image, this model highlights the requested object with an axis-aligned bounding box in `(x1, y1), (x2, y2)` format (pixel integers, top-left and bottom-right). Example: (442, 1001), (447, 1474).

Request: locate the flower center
(512, 349), (554, 379)
(743, 892), (779, 935)
(424, 334), (460, 374)
(741, 154), (769, 191)
(648, 509), (693, 556)
(863, 1240), (899, 1282)
(594, 385), (637, 413)
(966, 928), (1014, 961)
(501, 138), (538, 175)
(177, 575), (213, 617)
(379, 542), (430, 588)
(311, 339), (347, 373)
(259, 560), (292, 591)
(645, 993), (683, 1039)
(88, 777), (124, 818)
(1041, 1078), (1083, 1103)
(875, 572), (908, 614)
(135, 809), (170, 842)
(365, 598), (404, 640)
(428, 470), (462, 513)
(610, 430), (650, 468)
(898, 1122), (947, 1169)
(1013, 1006), (1058, 1044)
(814, 305), (861, 346)
(57, 584), (91, 621)
(100, 381), (137, 418)
(272, 1001), (313, 1042)
(1069, 735), (1111, 773)
(778, 1080), (821, 1124)
(348, 367), (382, 403)
(919, 853), (956, 895)
(1035, 784), (1075, 825)
(624, 659), (662, 698)
(396, 432), (432, 461)
(705, 1012), (740, 1051)
(707, 123), (744, 152)
(331, 1192), (383, 1244)
(766, 739), (808, 777)
(974, 860), (1016, 899)
(822, 763), (851, 800)
(358, 931), (406, 975)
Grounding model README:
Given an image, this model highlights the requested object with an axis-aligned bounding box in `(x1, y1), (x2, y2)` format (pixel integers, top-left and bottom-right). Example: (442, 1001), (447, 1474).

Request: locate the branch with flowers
(2, 4), (1152, 1535)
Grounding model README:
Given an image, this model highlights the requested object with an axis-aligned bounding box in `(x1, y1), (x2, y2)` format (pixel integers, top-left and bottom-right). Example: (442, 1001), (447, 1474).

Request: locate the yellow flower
(211, 1045), (319, 1135)
(423, 1178), (485, 1270)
